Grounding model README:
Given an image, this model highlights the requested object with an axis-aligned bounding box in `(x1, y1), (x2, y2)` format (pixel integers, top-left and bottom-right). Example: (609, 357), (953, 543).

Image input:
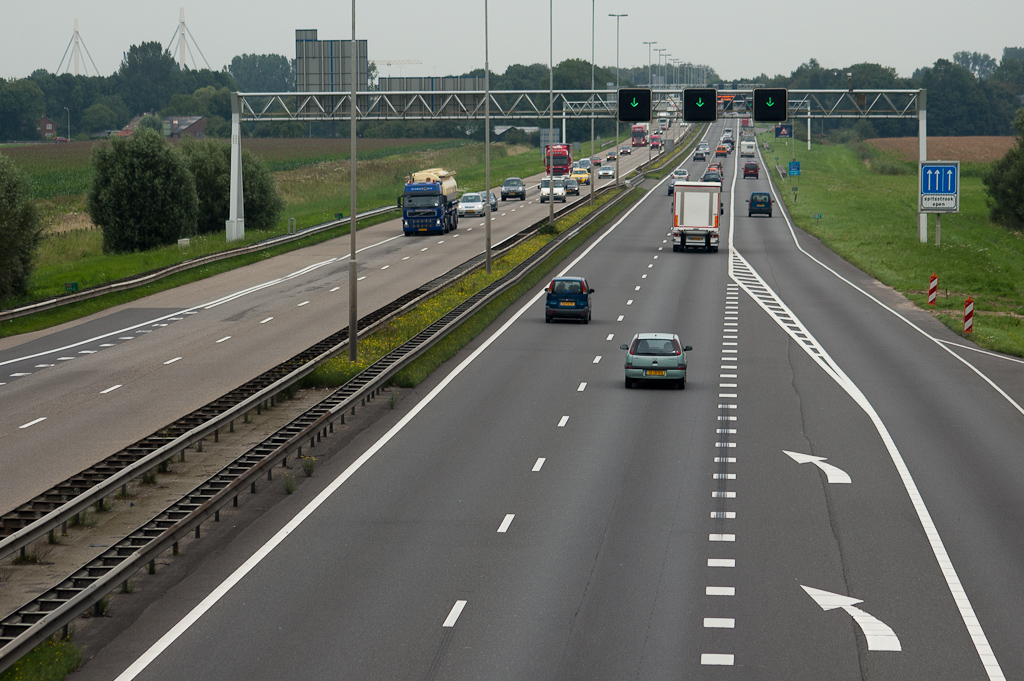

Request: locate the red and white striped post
(928, 273), (938, 306)
(963, 296), (974, 333)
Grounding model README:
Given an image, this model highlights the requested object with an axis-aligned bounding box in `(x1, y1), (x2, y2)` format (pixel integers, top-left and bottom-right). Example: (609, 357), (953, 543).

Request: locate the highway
(67, 120), (1024, 680)
(0, 132), (678, 515)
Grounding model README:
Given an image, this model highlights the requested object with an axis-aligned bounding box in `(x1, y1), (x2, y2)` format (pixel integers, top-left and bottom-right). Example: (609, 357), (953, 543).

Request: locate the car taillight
(625, 362), (633, 369)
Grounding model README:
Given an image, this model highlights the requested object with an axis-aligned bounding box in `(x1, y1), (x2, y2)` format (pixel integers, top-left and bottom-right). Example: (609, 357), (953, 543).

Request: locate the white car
(667, 168), (689, 194)
(457, 191), (497, 217)
(597, 166), (615, 179)
(540, 177), (567, 203)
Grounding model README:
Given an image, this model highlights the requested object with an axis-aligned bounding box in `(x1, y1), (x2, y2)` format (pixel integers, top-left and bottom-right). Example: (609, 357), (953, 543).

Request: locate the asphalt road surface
(65, 120), (1024, 680)
(0, 130), (681, 514)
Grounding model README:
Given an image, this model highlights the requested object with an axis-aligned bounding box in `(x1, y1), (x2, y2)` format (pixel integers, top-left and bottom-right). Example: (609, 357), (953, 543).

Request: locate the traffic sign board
(920, 161), (959, 213)
(789, 161), (801, 176)
(753, 88), (788, 123)
(617, 88), (652, 123)
(683, 88), (717, 122)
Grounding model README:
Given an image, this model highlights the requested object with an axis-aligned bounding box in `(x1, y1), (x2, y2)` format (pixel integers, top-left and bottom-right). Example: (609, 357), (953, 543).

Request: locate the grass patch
(760, 133), (1024, 356)
(0, 635), (81, 681)
(298, 185), (643, 391)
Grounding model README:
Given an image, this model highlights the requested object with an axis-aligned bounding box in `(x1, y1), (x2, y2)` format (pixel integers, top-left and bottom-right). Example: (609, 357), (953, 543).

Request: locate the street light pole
(348, 0), (358, 363)
(484, 0), (492, 273)
(609, 13), (626, 188)
(589, 0), (595, 207)
(548, 0), (554, 227)
(642, 41), (656, 86)
(63, 107), (70, 139)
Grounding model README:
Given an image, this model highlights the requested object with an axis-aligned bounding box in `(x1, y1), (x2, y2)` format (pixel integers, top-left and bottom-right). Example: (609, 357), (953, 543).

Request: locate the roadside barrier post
(963, 296), (974, 333)
(928, 273), (938, 305)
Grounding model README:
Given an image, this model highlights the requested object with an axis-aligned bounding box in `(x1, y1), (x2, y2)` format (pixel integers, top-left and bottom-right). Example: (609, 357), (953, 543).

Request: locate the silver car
(458, 191), (498, 217)
(620, 333), (692, 389)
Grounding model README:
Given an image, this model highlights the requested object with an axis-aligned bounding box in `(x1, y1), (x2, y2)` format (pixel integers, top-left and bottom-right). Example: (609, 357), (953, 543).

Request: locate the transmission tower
(166, 8), (211, 70)
(56, 18), (100, 76)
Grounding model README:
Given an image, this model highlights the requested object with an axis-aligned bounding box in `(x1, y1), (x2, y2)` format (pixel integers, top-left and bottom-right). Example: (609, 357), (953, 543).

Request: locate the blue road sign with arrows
(920, 161), (959, 213)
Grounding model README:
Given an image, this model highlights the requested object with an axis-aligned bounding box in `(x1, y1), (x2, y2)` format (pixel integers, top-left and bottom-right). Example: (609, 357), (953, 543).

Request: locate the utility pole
(348, 0), (359, 362)
(609, 13), (626, 187)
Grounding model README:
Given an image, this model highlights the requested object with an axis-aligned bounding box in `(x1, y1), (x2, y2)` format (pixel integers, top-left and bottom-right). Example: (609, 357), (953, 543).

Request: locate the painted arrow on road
(802, 586), (902, 651)
(784, 450), (851, 484)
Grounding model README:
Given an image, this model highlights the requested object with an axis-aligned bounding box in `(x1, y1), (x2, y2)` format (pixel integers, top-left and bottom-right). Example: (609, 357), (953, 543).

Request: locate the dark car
(606, 150), (617, 161)
(743, 162), (759, 179)
(701, 170), (723, 184)
(545, 276), (594, 323)
(565, 178), (580, 195)
(620, 146), (632, 155)
(748, 191), (772, 217)
(501, 177), (526, 201)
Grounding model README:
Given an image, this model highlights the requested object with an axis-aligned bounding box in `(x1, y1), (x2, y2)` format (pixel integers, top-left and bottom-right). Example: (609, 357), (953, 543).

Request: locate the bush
(87, 127), (198, 253)
(0, 153), (43, 300)
(984, 108), (1024, 231)
(180, 138), (284, 234)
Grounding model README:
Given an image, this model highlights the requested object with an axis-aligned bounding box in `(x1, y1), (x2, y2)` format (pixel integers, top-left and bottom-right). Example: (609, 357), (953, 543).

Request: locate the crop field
(864, 136), (1015, 164)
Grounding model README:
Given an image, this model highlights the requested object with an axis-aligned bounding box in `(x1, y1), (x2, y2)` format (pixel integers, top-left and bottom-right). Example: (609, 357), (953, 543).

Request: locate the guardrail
(0, 174), (638, 673)
(0, 205), (398, 323)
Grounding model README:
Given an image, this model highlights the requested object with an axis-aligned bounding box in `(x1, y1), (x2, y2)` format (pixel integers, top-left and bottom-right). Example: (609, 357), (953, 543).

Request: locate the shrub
(0, 153), (43, 300)
(983, 108), (1024, 231)
(87, 127), (198, 253)
(180, 137), (284, 234)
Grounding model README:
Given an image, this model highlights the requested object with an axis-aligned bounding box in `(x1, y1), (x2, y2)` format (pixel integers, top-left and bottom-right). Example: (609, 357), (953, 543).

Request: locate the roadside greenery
(760, 132), (1024, 356)
(87, 128), (198, 253)
(0, 635), (80, 681)
(982, 109), (1024, 231)
(0, 153), (42, 299)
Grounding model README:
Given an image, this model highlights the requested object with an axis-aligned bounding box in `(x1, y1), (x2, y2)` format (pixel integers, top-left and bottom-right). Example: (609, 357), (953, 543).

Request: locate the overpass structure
(225, 88), (929, 242)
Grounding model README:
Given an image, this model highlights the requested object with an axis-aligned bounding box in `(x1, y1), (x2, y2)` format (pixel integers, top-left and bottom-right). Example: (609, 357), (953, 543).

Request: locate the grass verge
(300, 186), (644, 390)
(759, 133), (1024, 357)
(0, 636), (81, 681)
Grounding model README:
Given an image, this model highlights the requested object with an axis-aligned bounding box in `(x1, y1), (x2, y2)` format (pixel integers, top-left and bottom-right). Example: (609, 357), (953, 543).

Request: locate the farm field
(864, 136), (1014, 163)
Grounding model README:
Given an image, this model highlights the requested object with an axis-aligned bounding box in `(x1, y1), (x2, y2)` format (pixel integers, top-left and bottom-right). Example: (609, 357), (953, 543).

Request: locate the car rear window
(752, 193), (770, 202)
(630, 338), (680, 355)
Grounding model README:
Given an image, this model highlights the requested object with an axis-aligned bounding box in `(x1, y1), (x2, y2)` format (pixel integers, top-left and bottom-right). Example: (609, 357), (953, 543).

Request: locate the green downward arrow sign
(631, 98), (639, 108)
(696, 98), (704, 107)
(766, 97), (775, 107)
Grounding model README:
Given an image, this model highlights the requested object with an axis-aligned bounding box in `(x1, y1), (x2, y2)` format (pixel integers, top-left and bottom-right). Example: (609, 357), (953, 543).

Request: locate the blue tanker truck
(399, 168), (459, 235)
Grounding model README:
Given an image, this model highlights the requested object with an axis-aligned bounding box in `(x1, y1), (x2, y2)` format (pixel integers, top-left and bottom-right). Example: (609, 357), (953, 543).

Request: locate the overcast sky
(1, 0), (1020, 83)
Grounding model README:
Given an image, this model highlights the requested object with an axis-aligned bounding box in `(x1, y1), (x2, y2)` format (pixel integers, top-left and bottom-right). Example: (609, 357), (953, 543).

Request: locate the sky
(1, 0), (1021, 83)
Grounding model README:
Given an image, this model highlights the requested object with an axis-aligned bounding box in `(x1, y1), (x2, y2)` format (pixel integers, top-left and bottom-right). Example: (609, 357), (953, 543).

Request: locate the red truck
(544, 144), (573, 176)
(630, 123), (648, 147)
(650, 133), (663, 149)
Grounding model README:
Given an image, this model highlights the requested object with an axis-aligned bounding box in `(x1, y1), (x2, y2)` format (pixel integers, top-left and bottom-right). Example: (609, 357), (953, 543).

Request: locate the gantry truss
(232, 88), (923, 122)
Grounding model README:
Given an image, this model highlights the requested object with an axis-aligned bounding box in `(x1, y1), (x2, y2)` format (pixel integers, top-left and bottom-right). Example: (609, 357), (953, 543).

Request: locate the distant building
(39, 115), (57, 139)
(163, 116), (206, 138)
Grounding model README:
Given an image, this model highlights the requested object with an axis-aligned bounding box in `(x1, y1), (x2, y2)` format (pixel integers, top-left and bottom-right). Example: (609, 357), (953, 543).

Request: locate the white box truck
(740, 140), (757, 157)
(671, 181), (723, 252)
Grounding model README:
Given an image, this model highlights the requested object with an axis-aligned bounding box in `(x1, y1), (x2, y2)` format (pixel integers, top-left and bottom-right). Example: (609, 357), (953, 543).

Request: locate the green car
(621, 333), (692, 389)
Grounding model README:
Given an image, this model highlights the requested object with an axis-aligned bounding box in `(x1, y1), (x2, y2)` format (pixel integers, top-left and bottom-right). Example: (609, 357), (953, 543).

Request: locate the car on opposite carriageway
(501, 177), (526, 201)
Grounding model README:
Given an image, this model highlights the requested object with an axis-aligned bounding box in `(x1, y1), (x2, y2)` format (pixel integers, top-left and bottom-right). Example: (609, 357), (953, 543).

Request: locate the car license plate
(559, 301), (575, 307)
(645, 370), (666, 376)
(419, 228), (428, 232)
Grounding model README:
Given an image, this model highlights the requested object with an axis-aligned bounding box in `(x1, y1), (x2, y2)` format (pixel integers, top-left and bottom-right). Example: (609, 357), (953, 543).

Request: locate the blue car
(545, 276), (594, 323)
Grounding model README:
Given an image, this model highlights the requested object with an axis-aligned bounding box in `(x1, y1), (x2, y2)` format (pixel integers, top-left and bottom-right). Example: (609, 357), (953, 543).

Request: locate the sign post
(920, 160), (959, 246)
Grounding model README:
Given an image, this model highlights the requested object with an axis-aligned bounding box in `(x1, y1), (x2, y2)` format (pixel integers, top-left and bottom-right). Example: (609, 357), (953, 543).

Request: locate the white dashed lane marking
(260, 317), (273, 324)
(706, 586), (735, 596)
(164, 357), (182, 365)
(533, 458), (545, 471)
(442, 601), (467, 628)
(557, 416), (569, 427)
(577, 383), (587, 392)
(101, 385), (122, 394)
(497, 514), (515, 533)
(217, 336), (231, 343)
(593, 356), (601, 363)
(19, 417), (46, 429)
(708, 559), (735, 568)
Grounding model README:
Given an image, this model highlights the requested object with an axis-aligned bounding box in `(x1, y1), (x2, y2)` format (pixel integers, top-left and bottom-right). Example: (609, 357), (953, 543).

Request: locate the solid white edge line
(726, 144), (1007, 679)
(113, 157), (666, 681)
